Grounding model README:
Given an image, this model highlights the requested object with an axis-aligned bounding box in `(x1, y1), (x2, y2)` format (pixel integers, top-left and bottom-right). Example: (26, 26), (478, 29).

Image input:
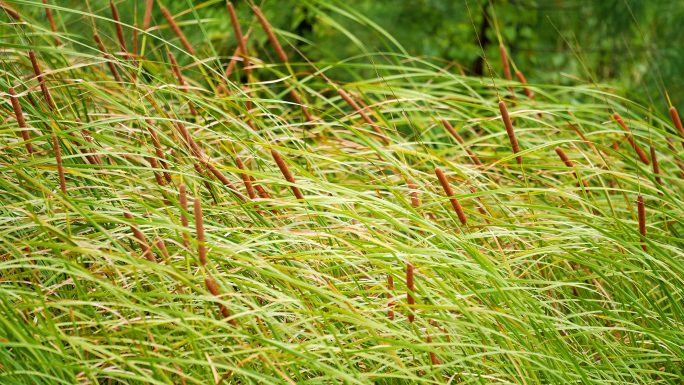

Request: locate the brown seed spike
(52, 133), (66, 194)
(226, 2), (251, 76)
(337, 89), (389, 145)
(235, 156), (256, 200)
(144, 116), (171, 183)
(271, 148), (304, 200)
(123, 212), (156, 262)
(167, 51), (197, 116)
(109, 1), (127, 54)
(650, 145), (662, 192)
(93, 33), (123, 84)
(499, 44), (516, 100)
(252, 5), (288, 62)
(143, 0), (153, 30)
(554, 147), (588, 188)
(435, 167), (467, 226)
(613, 113), (650, 165)
(133, 23), (138, 56)
(515, 70), (535, 100)
(0, 1), (21, 20)
(407, 262), (415, 323)
(204, 277), (236, 324)
(499, 101), (521, 164)
(205, 162), (246, 202)
(149, 157), (166, 187)
(43, 0), (60, 45)
(194, 198), (206, 266)
(180, 184), (190, 248)
(426, 334), (439, 366)
(637, 194), (646, 252)
(407, 179), (420, 209)
(666, 136), (684, 178)
(387, 275), (394, 321)
(154, 236), (171, 262)
(8, 87), (33, 154)
(28, 51), (54, 110)
(441, 119), (483, 166)
(669, 107), (684, 150)
(160, 6), (194, 55)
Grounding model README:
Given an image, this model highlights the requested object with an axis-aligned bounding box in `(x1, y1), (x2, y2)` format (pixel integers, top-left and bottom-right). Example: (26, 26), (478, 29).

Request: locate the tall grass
(0, 1), (684, 384)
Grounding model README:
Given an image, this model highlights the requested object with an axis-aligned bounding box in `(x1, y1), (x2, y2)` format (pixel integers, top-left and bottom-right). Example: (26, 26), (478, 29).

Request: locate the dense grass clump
(1, 1), (684, 384)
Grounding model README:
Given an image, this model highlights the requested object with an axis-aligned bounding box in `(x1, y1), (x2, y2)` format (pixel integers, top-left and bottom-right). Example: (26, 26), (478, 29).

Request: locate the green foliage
(1, 0), (684, 384)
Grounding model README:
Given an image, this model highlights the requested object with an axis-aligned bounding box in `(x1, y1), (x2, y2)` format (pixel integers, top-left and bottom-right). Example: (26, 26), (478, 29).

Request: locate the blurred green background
(31, 0), (683, 110)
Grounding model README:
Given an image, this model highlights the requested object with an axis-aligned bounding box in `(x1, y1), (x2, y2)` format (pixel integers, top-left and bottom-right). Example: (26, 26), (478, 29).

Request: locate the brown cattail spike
(337, 89), (389, 144)
(226, 2), (251, 76)
(252, 5), (288, 62)
(8, 87), (33, 154)
(149, 157), (166, 187)
(154, 237), (170, 262)
(93, 33), (123, 84)
(167, 51), (198, 116)
(441, 119), (483, 166)
(271, 148), (304, 200)
(637, 194), (646, 252)
(144, 116), (172, 183)
(499, 101), (521, 164)
(205, 162), (246, 202)
(133, 23), (138, 56)
(613, 113), (650, 165)
(43, 0), (60, 45)
(204, 277), (236, 324)
(235, 156), (257, 200)
(160, 6), (194, 55)
(426, 334), (439, 366)
(180, 184), (190, 248)
(52, 133), (66, 194)
(0, 1), (21, 20)
(499, 44), (516, 100)
(407, 179), (420, 209)
(29, 51), (54, 110)
(143, 0), (153, 30)
(123, 212), (156, 262)
(109, 1), (127, 54)
(666, 136), (684, 178)
(194, 198), (206, 266)
(387, 275), (394, 321)
(515, 70), (535, 100)
(669, 107), (684, 151)
(650, 145), (662, 191)
(407, 262), (415, 323)
(554, 147), (588, 188)
(435, 167), (467, 226)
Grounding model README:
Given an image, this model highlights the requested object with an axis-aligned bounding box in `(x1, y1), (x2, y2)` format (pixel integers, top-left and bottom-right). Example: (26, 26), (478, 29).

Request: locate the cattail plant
(637, 194), (646, 252)
(499, 101), (521, 164)
(144, 116), (172, 183)
(93, 33), (123, 84)
(407, 262), (415, 323)
(554, 146), (589, 188)
(43, 0), (60, 45)
(387, 275), (394, 321)
(337, 89), (390, 145)
(132, 23), (138, 57)
(426, 334), (439, 366)
(167, 51), (198, 116)
(193, 163), (218, 204)
(154, 236), (171, 263)
(204, 276), (237, 325)
(52, 133), (66, 194)
(109, 1), (127, 54)
(123, 212), (156, 262)
(226, 2), (251, 76)
(666, 136), (684, 178)
(205, 161), (247, 202)
(160, 6), (194, 55)
(143, 0), (153, 30)
(194, 197), (206, 266)
(407, 179), (420, 209)
(271, 148), (304, 200)
(235, 156), (257, 200)
(8, 87), (33, 154)
(650, 145), (662, 193)
(180, 184), (190, 248)
(149, 157), (166, 187)
(435, 167), (467, 226)
(669, 107), (684, 150)
(28, 50), (53, 110)
(0, 1), (20, 20)
(613, 113), (650, 165)
(441, 119), (483, 166)
(515, 70), (535, 100)
(499, 44), (516, 100)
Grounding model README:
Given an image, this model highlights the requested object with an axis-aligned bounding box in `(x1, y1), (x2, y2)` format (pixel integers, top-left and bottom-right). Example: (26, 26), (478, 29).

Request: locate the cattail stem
(109, 1), (127, 54)
(637, 194), (646, 252)
(93, 33), (123, 84)
(123, 212), (156, 262)
(337, 89), (389, 145)
(194, 198), (206, 266)
(160, 6), (194, 55)
(387, 275), (394, 321)
(499, 44), (516, 100)
(650, 145), (662, 192)
(204, 277), (236, 325)
(441, 119), (483, 166)
(435, 167), (467, 226)
(407, 262), (415, 323)
(180, 184), (190, 248)
(226, 2), (251, 76)
(8, 87), (33, 154)
(554, 147), (588, 188)
(43, 0), (60, 45)
(499, 101), (521, 164)
(143, 0), (153, 30)
(515, 70), (535, 100)
(271, 148), (304, 200)
(28, 50), (54, 110)
(614, 113), (650, 165)
(52, 133), (66, 194)
(167, 51), (198, 116)
(669, 107), (684, 151)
